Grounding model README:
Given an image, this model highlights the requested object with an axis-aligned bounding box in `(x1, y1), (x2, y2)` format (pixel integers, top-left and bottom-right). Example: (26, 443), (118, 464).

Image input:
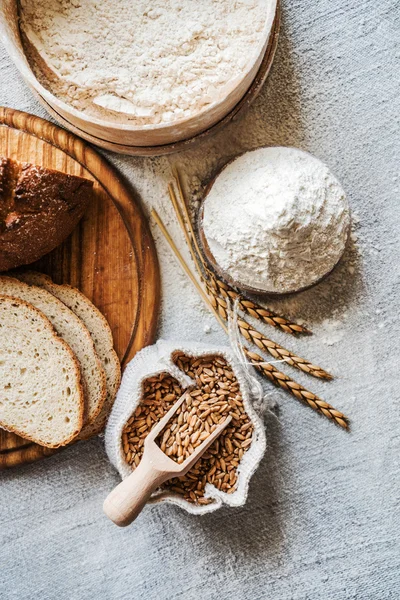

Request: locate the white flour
(202, 147), (350, 294)
(19, 0), (271, 125)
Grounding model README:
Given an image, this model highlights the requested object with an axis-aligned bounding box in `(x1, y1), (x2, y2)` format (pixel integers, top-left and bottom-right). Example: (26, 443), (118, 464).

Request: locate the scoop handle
(103, 455), (167, 527)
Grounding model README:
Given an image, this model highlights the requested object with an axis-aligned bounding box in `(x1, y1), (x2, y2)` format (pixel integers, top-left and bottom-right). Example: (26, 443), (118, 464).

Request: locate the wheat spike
(238, 319), (331, 379)
(205, 283), (331, 379)
(244, 349), (348, 429)
(206, 270), (310, 335)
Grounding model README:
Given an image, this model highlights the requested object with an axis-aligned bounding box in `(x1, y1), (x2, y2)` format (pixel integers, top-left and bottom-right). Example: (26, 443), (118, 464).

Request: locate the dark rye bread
(0, 157), (93, 271)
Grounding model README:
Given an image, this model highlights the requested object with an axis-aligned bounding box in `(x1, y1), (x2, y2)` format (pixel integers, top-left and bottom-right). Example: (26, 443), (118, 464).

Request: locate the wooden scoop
(103, 391), (232, 527)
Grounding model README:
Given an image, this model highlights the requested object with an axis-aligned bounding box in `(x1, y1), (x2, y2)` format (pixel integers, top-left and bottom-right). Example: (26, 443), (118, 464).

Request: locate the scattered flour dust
(19, 0), (274, 125)
(319, 318), (346, 346)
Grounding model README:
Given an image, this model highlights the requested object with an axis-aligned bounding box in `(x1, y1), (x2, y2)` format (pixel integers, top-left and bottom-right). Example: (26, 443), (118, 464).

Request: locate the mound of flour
(202, 147), (350, 294)
(19, 0), (273, 125)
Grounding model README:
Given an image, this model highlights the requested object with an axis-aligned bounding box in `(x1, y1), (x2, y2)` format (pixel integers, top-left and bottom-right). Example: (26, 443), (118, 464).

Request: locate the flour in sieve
(19, 0), (274, 125)
(202, 147), (351, 294)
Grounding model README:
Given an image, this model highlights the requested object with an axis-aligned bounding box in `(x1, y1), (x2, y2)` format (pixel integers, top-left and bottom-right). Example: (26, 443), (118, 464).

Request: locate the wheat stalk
(152, 208), (349, 430)
(170, 169), (310, 336)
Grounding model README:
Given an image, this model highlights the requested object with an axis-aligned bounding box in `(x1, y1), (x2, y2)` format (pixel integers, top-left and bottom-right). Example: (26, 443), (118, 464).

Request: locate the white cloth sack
(105, 339), (266, 515)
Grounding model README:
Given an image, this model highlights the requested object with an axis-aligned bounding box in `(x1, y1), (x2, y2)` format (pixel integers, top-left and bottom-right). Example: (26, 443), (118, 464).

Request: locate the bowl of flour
(199, 147), (351, 295)
(1, 0), (278, 150)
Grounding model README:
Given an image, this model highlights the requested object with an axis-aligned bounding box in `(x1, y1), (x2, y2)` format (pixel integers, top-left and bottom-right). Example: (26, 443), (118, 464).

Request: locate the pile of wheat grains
(121, 353), (254, 505)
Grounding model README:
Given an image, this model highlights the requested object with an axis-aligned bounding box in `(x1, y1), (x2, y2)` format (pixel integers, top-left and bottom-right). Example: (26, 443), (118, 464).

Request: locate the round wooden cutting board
(0, 107), (160, 469)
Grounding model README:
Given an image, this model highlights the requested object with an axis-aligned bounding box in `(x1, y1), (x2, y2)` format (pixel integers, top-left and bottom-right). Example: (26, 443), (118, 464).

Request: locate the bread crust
(0, 157), (93, 271)
(0, 294), (85, 447)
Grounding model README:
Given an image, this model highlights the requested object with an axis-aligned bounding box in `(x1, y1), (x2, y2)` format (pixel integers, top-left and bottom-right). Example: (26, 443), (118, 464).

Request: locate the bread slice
(0, 295), (84, 447)
(18, 271), (121, 438)
(0, 276), (106, 426)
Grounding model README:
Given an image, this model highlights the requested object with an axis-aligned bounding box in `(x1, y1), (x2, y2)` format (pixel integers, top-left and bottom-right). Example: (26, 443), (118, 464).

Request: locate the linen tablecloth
(1, 1), (399, 597)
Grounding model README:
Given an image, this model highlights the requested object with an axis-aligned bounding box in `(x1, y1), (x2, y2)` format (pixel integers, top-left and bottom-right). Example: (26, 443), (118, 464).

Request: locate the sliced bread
(18, 271), (121, 438)
(0, 276), (106, 426)
(0, 295), (84, 447)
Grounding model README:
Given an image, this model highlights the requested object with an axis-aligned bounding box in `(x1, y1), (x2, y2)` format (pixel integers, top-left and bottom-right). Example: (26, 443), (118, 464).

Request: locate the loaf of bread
(0, 295), (84, 447)
(17, 271), (121, 438)
(0, 157), (93, 271)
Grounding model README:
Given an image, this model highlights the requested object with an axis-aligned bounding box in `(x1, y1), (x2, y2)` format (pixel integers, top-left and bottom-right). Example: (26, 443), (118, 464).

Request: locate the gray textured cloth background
(1, 1), (400, 598)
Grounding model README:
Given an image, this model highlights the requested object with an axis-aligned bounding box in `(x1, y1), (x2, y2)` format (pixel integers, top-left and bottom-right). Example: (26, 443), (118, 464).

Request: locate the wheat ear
(206, 285), (332, 379)
(206, 271), (310, 335)
(244, 349), (348, 429)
